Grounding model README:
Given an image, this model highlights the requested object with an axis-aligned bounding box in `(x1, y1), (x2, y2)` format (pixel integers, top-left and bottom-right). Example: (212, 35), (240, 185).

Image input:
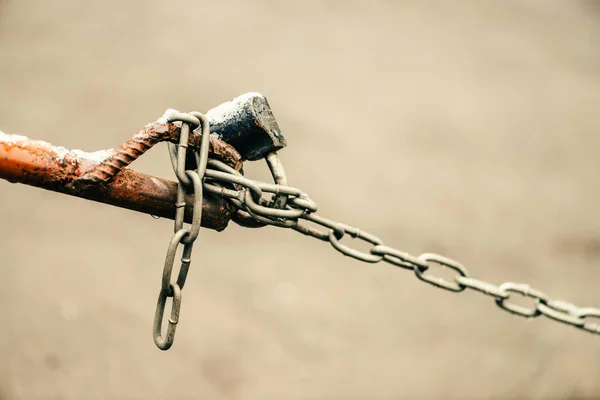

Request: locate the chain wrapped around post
(153, 111), (210, 350)
(151, 108), (600, 351)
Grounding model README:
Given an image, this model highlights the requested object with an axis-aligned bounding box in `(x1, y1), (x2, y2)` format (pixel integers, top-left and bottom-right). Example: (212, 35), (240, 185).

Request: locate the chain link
(153, 111), (600, 350)
(199, 143), (600, 338)
(153, 111), (210, 350)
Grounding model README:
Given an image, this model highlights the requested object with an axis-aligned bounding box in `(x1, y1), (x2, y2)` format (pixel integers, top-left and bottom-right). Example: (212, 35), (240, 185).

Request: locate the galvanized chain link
(201, 155), (600, 337)
(153, 111), (210, 350)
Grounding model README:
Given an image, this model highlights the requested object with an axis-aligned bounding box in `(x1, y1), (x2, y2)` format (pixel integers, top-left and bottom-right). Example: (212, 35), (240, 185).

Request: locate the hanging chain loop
(153, 112), (210, 351)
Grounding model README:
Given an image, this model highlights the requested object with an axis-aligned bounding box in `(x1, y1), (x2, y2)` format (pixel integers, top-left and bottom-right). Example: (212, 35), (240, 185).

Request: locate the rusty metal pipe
(0, 131), (234, 231)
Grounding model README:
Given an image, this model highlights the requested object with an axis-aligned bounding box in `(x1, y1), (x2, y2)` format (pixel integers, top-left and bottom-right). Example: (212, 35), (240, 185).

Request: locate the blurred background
(1, 1), (600, 399)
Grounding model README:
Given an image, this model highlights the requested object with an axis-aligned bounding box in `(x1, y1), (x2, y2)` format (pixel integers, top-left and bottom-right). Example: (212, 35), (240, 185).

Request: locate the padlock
(203, 92), (290, 228)
(184, 92), (288, 175)
(206, 92), (287, 161)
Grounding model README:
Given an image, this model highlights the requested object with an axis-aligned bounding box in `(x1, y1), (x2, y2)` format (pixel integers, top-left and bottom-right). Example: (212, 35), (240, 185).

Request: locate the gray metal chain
(202, 156), (600, 337)
(154, 111), (600, 350)
(153, 111), (210, 350)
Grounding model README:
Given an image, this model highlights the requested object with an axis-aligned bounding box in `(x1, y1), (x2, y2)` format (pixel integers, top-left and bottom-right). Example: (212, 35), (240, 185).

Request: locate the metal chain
(153, 111), (210, 350)
(154, 111), (600, 350)
(202, 156), (600, 337)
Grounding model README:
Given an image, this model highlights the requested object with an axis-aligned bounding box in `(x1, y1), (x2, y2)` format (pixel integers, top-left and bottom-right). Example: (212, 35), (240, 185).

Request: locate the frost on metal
(145, 108), (181, 130)
(0, 130), (70, 161)
(70, 149), (114, 164)
(0, 130), (29, 145)
(0, 130), (113, 165)
(206, 92), (261, 126)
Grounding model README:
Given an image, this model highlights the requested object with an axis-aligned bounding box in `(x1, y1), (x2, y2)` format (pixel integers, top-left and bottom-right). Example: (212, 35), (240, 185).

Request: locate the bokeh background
(1, 1), (600, 399)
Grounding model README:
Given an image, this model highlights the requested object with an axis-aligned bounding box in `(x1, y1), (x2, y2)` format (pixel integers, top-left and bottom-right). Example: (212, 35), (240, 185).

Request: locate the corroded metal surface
(0, 93), (285, 232)
(77, 115), (243, 188)
(0, 131), (234, 231)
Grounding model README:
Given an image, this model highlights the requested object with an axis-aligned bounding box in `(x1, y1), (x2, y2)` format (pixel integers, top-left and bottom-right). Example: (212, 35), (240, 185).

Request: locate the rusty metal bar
(76, 113), (243, 189)
(0, 93), (287, 232)
(0, 131), (235, 231)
